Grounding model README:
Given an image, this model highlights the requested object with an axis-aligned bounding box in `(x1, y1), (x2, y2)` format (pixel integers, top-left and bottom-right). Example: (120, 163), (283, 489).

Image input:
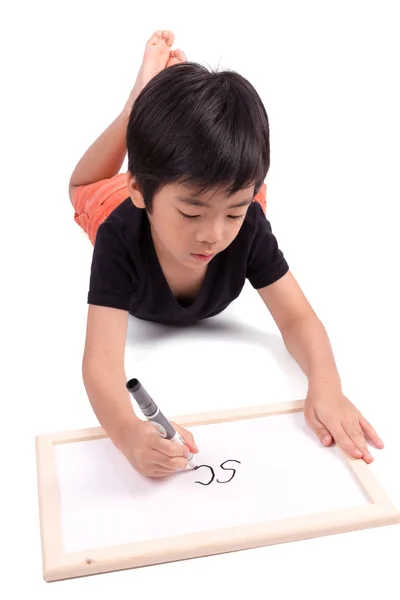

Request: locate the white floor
(3, 2), (400, 598)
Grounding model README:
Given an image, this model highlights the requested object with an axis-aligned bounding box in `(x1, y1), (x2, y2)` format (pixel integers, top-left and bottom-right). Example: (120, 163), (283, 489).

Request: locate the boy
(69, 30), (383, 478)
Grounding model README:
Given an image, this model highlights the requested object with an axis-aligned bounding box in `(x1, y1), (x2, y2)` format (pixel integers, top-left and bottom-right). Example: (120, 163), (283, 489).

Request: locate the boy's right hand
(118, 420), (198, 478)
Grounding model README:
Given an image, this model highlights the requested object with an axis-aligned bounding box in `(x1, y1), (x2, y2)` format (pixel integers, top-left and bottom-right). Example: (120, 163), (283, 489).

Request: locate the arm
(82, 304), (140, 447)
(257, 271), (384, 462)
(257, 270), (341, 391)
(82, 304), (198, 475)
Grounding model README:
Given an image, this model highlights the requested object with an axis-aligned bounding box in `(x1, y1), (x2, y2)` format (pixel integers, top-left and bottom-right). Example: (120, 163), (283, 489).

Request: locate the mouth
(190, 253), (215, 262)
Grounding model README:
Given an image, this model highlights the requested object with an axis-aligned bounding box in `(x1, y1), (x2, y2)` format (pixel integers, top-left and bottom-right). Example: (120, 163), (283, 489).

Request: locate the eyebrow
(175, 196), (253, 209)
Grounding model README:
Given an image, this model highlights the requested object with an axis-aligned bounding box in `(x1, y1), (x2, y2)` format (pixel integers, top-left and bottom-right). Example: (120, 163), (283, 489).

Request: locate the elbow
(81, 352), (103, 383)
(81, 352), (125, 384)
(82, 355), (95, 388)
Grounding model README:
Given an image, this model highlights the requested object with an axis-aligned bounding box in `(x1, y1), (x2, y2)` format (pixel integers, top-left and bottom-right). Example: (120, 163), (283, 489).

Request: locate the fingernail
(321, 435), (330, 445)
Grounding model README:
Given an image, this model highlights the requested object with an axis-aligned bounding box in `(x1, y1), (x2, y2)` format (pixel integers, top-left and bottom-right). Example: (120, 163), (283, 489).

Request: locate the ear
(126, 174), (146, 209)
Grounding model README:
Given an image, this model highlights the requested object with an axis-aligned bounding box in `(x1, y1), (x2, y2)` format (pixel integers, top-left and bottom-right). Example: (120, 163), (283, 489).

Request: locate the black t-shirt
(87, 197), (289, 325)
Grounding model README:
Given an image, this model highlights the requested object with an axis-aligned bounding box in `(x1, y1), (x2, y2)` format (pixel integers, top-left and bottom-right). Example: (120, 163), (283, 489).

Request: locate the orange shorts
(72, 172), (267, 246)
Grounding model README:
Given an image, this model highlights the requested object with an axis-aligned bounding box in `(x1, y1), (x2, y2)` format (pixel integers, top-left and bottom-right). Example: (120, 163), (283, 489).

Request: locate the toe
(166, 50), (186, 67)
(167, 58), (180, 67)
(149, 30), (163, 45)
(162, 30), (175, 47)
(174, 49), (187, 62)
(166, 49), (187, 67)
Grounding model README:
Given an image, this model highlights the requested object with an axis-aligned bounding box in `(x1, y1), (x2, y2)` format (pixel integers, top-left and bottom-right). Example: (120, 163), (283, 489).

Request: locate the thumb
(305, 408), (332, 447)
(172, 422), (199, 453)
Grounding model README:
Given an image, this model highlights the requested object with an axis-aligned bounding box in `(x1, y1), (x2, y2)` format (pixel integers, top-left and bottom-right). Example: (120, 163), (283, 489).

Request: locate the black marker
(126, 378), (197, 468)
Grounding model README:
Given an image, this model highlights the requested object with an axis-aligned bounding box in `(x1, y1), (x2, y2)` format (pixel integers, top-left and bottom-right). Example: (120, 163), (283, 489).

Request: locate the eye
(179, 211), (200, 220)
(178, 211), (244, 221)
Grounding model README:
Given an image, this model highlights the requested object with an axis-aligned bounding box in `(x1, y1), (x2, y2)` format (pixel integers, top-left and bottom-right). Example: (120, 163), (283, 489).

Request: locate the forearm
(69, 107), (131, 187)
(82, 360), (140, 446)
(281, 315), (342, 393)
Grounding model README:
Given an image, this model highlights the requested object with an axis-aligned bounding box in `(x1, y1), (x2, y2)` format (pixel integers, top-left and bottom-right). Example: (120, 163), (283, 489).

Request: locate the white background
(2, 1), (399, 598)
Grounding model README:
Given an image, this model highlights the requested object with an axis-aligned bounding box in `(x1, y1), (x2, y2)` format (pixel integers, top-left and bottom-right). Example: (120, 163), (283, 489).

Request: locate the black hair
(126, 61), (270, 213)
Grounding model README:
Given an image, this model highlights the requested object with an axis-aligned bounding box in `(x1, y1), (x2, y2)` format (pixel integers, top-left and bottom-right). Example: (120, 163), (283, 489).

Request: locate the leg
(70, 30), (187, 245)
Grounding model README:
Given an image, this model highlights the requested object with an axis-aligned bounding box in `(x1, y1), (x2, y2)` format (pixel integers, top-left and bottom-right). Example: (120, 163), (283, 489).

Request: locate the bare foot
(166, 48), (187, 68)
(124, 30), (187, 113)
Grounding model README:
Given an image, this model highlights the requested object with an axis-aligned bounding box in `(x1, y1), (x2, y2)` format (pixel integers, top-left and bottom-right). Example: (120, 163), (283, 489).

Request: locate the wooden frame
(36, 399), (400, 582)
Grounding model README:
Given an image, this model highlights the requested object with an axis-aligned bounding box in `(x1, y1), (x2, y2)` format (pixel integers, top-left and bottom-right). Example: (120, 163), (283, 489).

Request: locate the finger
(305, 408), (333, 446)
(152, 450), (189, 471)
(329, 423), (364, 459)
(360, 416), (384, 448)
(342, 419), (373, 462)
(155, 459), (188, 473)
(138, 463), (173, 478)
(153, 436), (189, 458)
(149, 469), (175, 478)
(173, 422), (199, 453)
(158, 456), (188, 471)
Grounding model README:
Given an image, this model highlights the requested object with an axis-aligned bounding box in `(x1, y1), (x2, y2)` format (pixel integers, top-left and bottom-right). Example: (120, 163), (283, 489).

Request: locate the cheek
(152, 208), (180, 235)
(173, 220), (192, 245)
(161, 214), (191, 246)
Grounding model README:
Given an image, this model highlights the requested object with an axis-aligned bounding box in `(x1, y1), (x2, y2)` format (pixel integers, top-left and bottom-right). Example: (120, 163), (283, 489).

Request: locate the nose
(196, 220), (224, 247)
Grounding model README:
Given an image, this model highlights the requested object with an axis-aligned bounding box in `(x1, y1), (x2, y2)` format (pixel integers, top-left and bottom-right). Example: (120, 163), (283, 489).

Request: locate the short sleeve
(87, 219), (138, 311)
(246, 202), (289, 289)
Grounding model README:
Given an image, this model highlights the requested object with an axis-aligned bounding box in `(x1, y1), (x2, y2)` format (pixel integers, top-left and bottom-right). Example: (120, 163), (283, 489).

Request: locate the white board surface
(53, 411), (370, 553)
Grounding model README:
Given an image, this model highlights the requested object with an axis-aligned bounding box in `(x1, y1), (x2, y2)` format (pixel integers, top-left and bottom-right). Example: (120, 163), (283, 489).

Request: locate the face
(127, 177), (255, 270)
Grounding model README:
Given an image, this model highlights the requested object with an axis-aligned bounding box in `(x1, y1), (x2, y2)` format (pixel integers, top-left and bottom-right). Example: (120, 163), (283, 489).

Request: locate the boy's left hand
(304, 388), (384, 463)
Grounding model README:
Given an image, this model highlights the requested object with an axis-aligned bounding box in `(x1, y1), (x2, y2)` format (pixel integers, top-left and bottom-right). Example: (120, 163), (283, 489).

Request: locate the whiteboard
(54, 412), (368, 552)
(35, 401), (400, 581)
